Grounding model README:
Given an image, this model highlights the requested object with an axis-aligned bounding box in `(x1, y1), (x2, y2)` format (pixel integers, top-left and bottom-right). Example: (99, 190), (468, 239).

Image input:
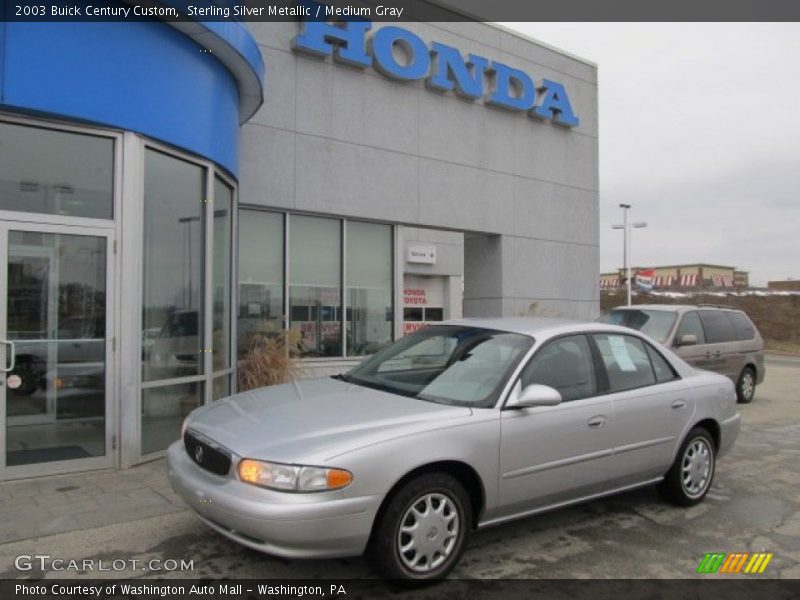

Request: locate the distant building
(767, 280), (800, 291)
(600, 263), (749, 290)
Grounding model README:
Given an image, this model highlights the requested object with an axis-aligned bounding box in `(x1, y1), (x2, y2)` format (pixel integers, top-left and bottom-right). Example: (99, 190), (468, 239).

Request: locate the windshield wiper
(331, 373), (351, 383)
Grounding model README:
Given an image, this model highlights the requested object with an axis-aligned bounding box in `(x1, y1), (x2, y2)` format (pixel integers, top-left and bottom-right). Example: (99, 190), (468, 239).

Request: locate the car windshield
(598, 309), (677, 343)
(343, 325), (533, 408)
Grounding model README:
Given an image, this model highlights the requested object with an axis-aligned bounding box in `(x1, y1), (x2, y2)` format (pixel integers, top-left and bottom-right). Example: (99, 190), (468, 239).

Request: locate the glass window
(520, 335), (596, 402)
(727, 311), (756, 341)
(403, 307), (423, 321)
(289, 215), (341, 357)
(675, 311), (706, 345)
(238, 210), (284, 359)
(141, 382), (202, 455)
(598, 309), (676, 344)
(698, 310), (736, 344)
(345, 325), (532, 407)
(5, 232), (107, 466)
(645, 343), (678, 383)
(212, 178), (233, 372)
(0, 121), (114, 219)
(346, 221), (392, 356)
(594, 334), (657, 392)
(141, 150), (205, 381)
(425, 307), (444, 321)
(212, 374), (230, 401)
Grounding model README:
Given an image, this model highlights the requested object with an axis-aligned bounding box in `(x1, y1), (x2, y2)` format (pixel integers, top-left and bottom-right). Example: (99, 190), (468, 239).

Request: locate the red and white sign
(402, 321), (427, 336)
(403, 288), (427, 306)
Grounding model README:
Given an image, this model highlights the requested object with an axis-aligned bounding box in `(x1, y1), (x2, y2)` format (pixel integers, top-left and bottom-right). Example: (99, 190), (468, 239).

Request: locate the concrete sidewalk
(0, 458), (184, 545)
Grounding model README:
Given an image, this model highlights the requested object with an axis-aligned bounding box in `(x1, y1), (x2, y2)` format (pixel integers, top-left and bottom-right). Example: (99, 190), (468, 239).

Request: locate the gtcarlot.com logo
(15, 554), (194, 572)
(696, 552), (773, 574)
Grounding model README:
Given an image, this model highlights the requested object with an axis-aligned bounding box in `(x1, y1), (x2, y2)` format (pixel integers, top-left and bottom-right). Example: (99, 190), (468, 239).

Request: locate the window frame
(515, 333), (599, 404)
(236, 208), (396, 365)
(137, 140), (237, 461)
(589, 331), (681, 395)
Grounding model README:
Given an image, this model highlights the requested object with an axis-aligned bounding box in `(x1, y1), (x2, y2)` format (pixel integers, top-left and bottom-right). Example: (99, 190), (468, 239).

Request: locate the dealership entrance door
(0, 223), (115, 479)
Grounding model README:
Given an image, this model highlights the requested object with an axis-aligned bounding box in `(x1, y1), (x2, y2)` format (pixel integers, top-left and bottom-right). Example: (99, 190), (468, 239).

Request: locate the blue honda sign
(292, 19), (580, 128)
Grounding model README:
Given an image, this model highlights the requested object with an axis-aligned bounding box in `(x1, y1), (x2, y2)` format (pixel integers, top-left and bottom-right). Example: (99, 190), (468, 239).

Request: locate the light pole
(612, 203), (647, 306)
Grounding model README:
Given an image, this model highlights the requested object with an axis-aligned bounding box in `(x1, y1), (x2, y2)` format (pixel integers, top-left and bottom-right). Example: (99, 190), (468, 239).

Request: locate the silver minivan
(599, 304), (765, 403)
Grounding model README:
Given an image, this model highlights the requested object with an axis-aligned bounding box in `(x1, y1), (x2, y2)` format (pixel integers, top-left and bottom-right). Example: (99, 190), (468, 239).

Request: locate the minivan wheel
(367, 473), (471, 582)
(736, 367), (756, 404)
(659, 427), (716, 507)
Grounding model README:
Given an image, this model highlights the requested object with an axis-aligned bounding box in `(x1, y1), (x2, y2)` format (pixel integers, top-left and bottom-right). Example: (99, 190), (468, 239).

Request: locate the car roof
(609, 304), (742, 313)
(441, 316), (636, 338)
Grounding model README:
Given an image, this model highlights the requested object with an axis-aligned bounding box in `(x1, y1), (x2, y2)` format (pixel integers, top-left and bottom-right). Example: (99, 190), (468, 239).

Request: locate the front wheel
(659, 427), (716, 506)
(367, 473), (471, 581)
(736, 367), (756, 403)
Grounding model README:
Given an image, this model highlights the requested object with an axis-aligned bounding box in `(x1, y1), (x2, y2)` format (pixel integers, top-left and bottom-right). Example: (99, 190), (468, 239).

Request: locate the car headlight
(237, 459), (352, 492)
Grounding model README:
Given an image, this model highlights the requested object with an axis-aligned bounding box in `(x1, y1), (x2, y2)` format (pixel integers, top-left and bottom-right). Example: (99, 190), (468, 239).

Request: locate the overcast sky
(502, 23), (800, 286)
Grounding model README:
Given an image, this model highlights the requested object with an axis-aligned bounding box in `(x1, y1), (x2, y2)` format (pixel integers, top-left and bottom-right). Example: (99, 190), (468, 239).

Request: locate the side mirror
(676, 334), (697, 347)
(507, 384), (562, 409)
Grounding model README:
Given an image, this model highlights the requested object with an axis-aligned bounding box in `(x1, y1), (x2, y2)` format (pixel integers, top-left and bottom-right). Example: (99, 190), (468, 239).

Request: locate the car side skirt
(477, 476), (664, 529)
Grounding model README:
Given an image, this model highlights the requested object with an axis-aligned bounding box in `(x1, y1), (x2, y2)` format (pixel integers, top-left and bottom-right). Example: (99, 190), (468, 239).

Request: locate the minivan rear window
(597, 309), (677, 344)
(726, 311), (756, 341)
(698, 310), (737, 343)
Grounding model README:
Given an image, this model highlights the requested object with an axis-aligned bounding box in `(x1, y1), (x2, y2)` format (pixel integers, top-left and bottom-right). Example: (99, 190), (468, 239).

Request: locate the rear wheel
(659, 427), (716, 506)
(367, 473), (471, 581)
(736, 366), (756, 403)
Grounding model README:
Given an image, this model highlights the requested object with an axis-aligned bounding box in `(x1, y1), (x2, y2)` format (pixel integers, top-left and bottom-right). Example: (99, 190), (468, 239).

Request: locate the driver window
(519, 335), (597, 402)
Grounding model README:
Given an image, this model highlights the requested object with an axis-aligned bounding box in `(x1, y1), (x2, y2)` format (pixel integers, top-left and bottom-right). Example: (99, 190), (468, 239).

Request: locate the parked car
(168, 318), (740, 581)
(598, 304), (765, 403)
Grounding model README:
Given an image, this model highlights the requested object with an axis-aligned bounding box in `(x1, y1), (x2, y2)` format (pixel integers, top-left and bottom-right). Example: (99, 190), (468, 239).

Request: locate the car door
(592, 332), (694, 486)
(671, 310), (706, 367)
(697, 310), (738, 380)
(498, 334), (615, 517)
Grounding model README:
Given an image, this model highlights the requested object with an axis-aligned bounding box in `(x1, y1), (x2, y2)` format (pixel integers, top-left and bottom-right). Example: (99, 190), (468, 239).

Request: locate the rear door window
(698, 310), (736, 343)
(593, 334), (657, 392)
(675, 311), (706, 344)
(726, 311), (756, 341)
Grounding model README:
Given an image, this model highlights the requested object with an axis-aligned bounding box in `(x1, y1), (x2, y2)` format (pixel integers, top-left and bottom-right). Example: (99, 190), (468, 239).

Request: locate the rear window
(698, 310), (737, 343)
(726, 311), (756, 341)
(597, 309), (677, 344)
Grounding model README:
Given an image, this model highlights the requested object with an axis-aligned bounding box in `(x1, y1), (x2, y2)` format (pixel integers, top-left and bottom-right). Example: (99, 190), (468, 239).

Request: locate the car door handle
(587, 415), (607, 429)
(671, 399), (687, 410)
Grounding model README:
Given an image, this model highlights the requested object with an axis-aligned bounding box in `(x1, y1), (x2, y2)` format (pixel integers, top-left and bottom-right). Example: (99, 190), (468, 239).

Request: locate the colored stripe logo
(697, 552), (773, 574)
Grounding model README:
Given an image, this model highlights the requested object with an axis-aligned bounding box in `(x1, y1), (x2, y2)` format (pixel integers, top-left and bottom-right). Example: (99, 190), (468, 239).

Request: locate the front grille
(184, 430), (232, 476)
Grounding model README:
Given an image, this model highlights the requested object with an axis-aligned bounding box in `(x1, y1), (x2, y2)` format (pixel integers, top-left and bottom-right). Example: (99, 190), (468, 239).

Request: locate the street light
(612, 203), (647, 306)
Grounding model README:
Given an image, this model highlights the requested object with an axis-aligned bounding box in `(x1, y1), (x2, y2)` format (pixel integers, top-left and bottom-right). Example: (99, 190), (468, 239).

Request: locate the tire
(736, 366), (756, 404)
(659, 427), (716, 506)
(367, 472), (472, 582)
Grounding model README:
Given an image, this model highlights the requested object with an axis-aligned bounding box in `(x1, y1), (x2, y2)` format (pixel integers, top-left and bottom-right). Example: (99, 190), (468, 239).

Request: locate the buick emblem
(195, 445), (204, 463)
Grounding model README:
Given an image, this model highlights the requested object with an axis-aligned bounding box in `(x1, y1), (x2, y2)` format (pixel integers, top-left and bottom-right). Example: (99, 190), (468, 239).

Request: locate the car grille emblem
(195, 445), (204, 463)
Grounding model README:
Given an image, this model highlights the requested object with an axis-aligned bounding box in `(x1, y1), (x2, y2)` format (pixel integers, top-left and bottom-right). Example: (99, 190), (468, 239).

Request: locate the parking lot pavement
(1, 358), (798, 580)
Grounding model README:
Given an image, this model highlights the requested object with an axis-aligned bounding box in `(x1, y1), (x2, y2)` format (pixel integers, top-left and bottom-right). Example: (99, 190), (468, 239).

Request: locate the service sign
(292, 17), (580, 127)
(406, 245), (437, 264)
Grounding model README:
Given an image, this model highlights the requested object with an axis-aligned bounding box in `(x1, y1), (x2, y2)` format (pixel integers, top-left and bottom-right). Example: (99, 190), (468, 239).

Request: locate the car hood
(186, 377), (472, 464)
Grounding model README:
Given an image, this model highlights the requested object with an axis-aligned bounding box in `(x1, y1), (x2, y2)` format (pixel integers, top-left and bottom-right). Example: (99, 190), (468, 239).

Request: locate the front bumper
(167, 441), (381, 559)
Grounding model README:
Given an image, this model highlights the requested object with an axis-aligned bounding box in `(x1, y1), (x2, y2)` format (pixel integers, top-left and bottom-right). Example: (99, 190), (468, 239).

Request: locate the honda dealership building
(0, 13), (598, 479)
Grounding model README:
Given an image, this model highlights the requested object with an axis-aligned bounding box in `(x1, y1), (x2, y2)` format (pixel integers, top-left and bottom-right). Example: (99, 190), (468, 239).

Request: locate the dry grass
(237, 330), (304, 391)
(601, 291), (800, 355)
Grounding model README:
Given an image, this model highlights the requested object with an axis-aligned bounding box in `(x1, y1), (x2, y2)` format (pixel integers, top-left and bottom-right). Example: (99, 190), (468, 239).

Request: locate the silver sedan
(167, 318), (740, 580)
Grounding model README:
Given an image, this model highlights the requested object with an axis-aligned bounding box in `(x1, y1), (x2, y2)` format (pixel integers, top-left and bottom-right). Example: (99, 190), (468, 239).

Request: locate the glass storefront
(289, 215), (343, 357)
(237, 211), (284, 355)
(237, 209), (394, 366)
(1, 118), (116, 477)
(1, 115), (397, 478)
(139, 148), (235, 457)
(0, 121), (114, 220)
